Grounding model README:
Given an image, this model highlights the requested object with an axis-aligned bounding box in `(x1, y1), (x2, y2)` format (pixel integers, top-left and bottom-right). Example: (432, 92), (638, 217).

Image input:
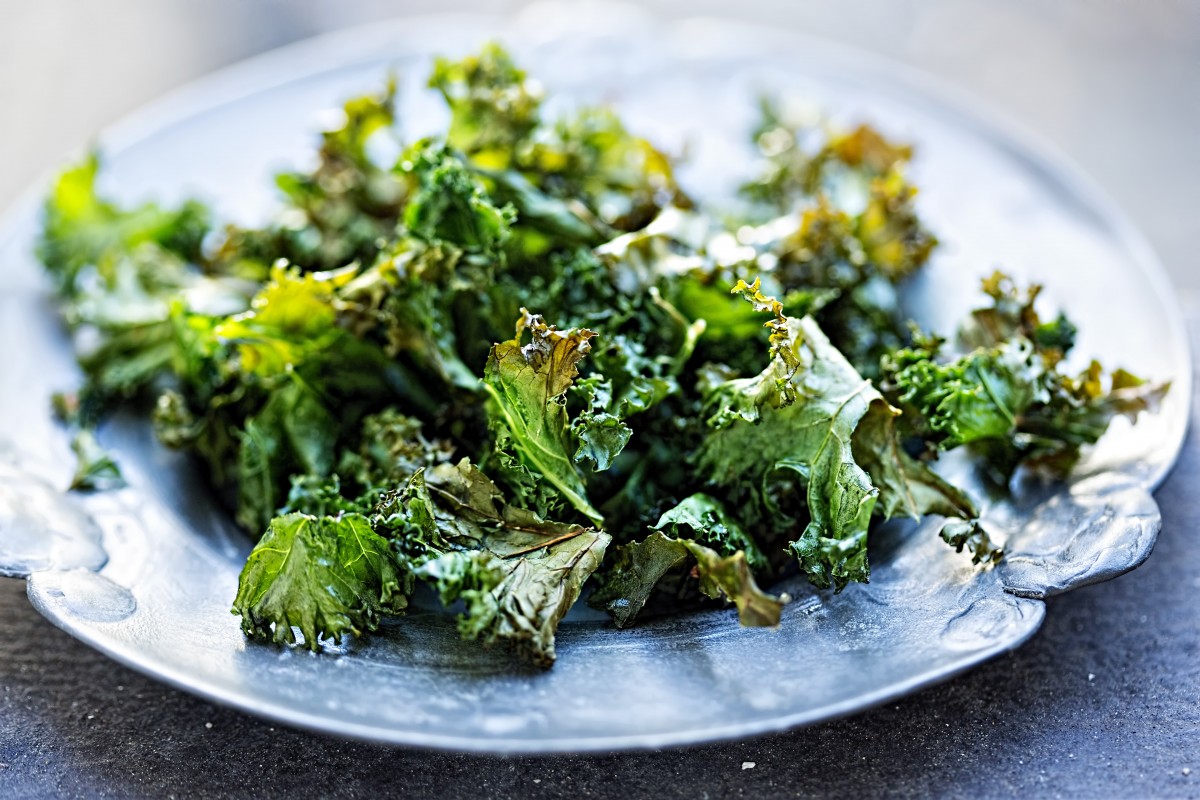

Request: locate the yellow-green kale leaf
(232, 512), (411, 649)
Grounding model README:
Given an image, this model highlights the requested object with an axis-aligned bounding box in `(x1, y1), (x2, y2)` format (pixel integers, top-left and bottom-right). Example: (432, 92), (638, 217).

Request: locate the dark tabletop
(1, 330), (1196, 799)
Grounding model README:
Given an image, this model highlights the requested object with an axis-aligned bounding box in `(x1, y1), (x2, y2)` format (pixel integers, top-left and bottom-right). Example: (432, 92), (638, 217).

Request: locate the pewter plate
(0, 5), (1190, 752)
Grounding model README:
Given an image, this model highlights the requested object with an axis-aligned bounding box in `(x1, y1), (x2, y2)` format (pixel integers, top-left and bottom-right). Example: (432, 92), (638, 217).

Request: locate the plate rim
(25, 573), (1045, 752)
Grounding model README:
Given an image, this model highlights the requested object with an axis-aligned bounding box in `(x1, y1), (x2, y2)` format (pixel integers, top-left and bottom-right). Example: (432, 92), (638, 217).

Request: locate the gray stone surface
(1, 341), (1197, 799)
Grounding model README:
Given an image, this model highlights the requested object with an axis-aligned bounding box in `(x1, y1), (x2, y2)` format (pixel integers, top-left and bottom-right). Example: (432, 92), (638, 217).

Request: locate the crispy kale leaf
(232, 512), (411, 649)
(418, 528), (608, 668)
(482, 310), (604, 524)
(652, 493), (769, 571)
(852, 401), (976, 523)
(591, 530), (782, 628)
(697, 310), (879, 589)
(882, 273), (1170, 484)
(233, 381), (338, 531)
(590, 492), (780, 627)
(38, 153), (209, 298)
(327, 142), (516, 395)
(385, 462), (610, 667)
(221, 80), (405, 273)
(430, 42), (542, 170)
(740, 98), (912, 214)
(51, 392), (127, 492)
(67, 429), (125, 492)
(734, 101), (938, 376)
(431, 42), (682, 233)
(524, 106), (685, 232)
(38, 154), (236, 404)
(569, 376), (634, 472)
(209, 267), (401, 529)
(399, 140), (515, 256)
(698, 280), (988, 588)
(852, 401), (999, 564)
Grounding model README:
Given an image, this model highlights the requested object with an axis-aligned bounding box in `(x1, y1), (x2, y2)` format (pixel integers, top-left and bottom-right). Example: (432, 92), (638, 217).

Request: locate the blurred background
(1, 0), (1196, 293)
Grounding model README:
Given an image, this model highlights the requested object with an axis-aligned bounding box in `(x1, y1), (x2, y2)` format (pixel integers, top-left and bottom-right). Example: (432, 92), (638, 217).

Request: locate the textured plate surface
(0, 3), (1190, 752)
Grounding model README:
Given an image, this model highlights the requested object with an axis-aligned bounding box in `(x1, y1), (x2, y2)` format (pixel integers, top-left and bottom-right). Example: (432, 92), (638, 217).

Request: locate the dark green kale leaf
(569, 377), (633, 472)
(560, 277), (704, 476)
(326, 142), (517, 395)
(414, 550), (507, 640)
(417, 526), (608, 668)
(283, 408), (454, 518)
(881, 273), (1170, 484)
(851, 402), (975, 522)
(591, 529), (782, 629)
(653, 492), (769, 572)
(698, 281), (990, 588)
(232, 512), (411, 649)
(885, 335), (1042, 450)
(589, 484), (786, 628)
(477, 167), (610, 249)
(343, 409), (454, 485)
(233, 380), (337, 531)
(337, 243), (482, 396)
(205, 267), (406, 529)
(851, 401), (1000, 565)
(398, 140), (516, 257)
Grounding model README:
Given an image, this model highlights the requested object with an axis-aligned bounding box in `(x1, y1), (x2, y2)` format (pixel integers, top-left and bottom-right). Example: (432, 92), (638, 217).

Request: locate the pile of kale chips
(37, 45), (1167, 667)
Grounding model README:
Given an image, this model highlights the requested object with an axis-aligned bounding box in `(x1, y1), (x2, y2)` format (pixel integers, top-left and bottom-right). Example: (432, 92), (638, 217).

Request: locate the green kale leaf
(232, 512), (411, 649)
(569, 376), (633, 472)
(697, 310), (879, 589)
(482, 310), (603, 524)
(383, 463), (611, 667)
(67, 429), (126, 492)
(591, 530), (782, 628)
(429, 42), (542, 169)
(245, 80), (405, 272)
(399, 140), (516, 257)
(882, 274), (1170, 484)
(38, 153), (209, 298)
(653, 492), (769, 572)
